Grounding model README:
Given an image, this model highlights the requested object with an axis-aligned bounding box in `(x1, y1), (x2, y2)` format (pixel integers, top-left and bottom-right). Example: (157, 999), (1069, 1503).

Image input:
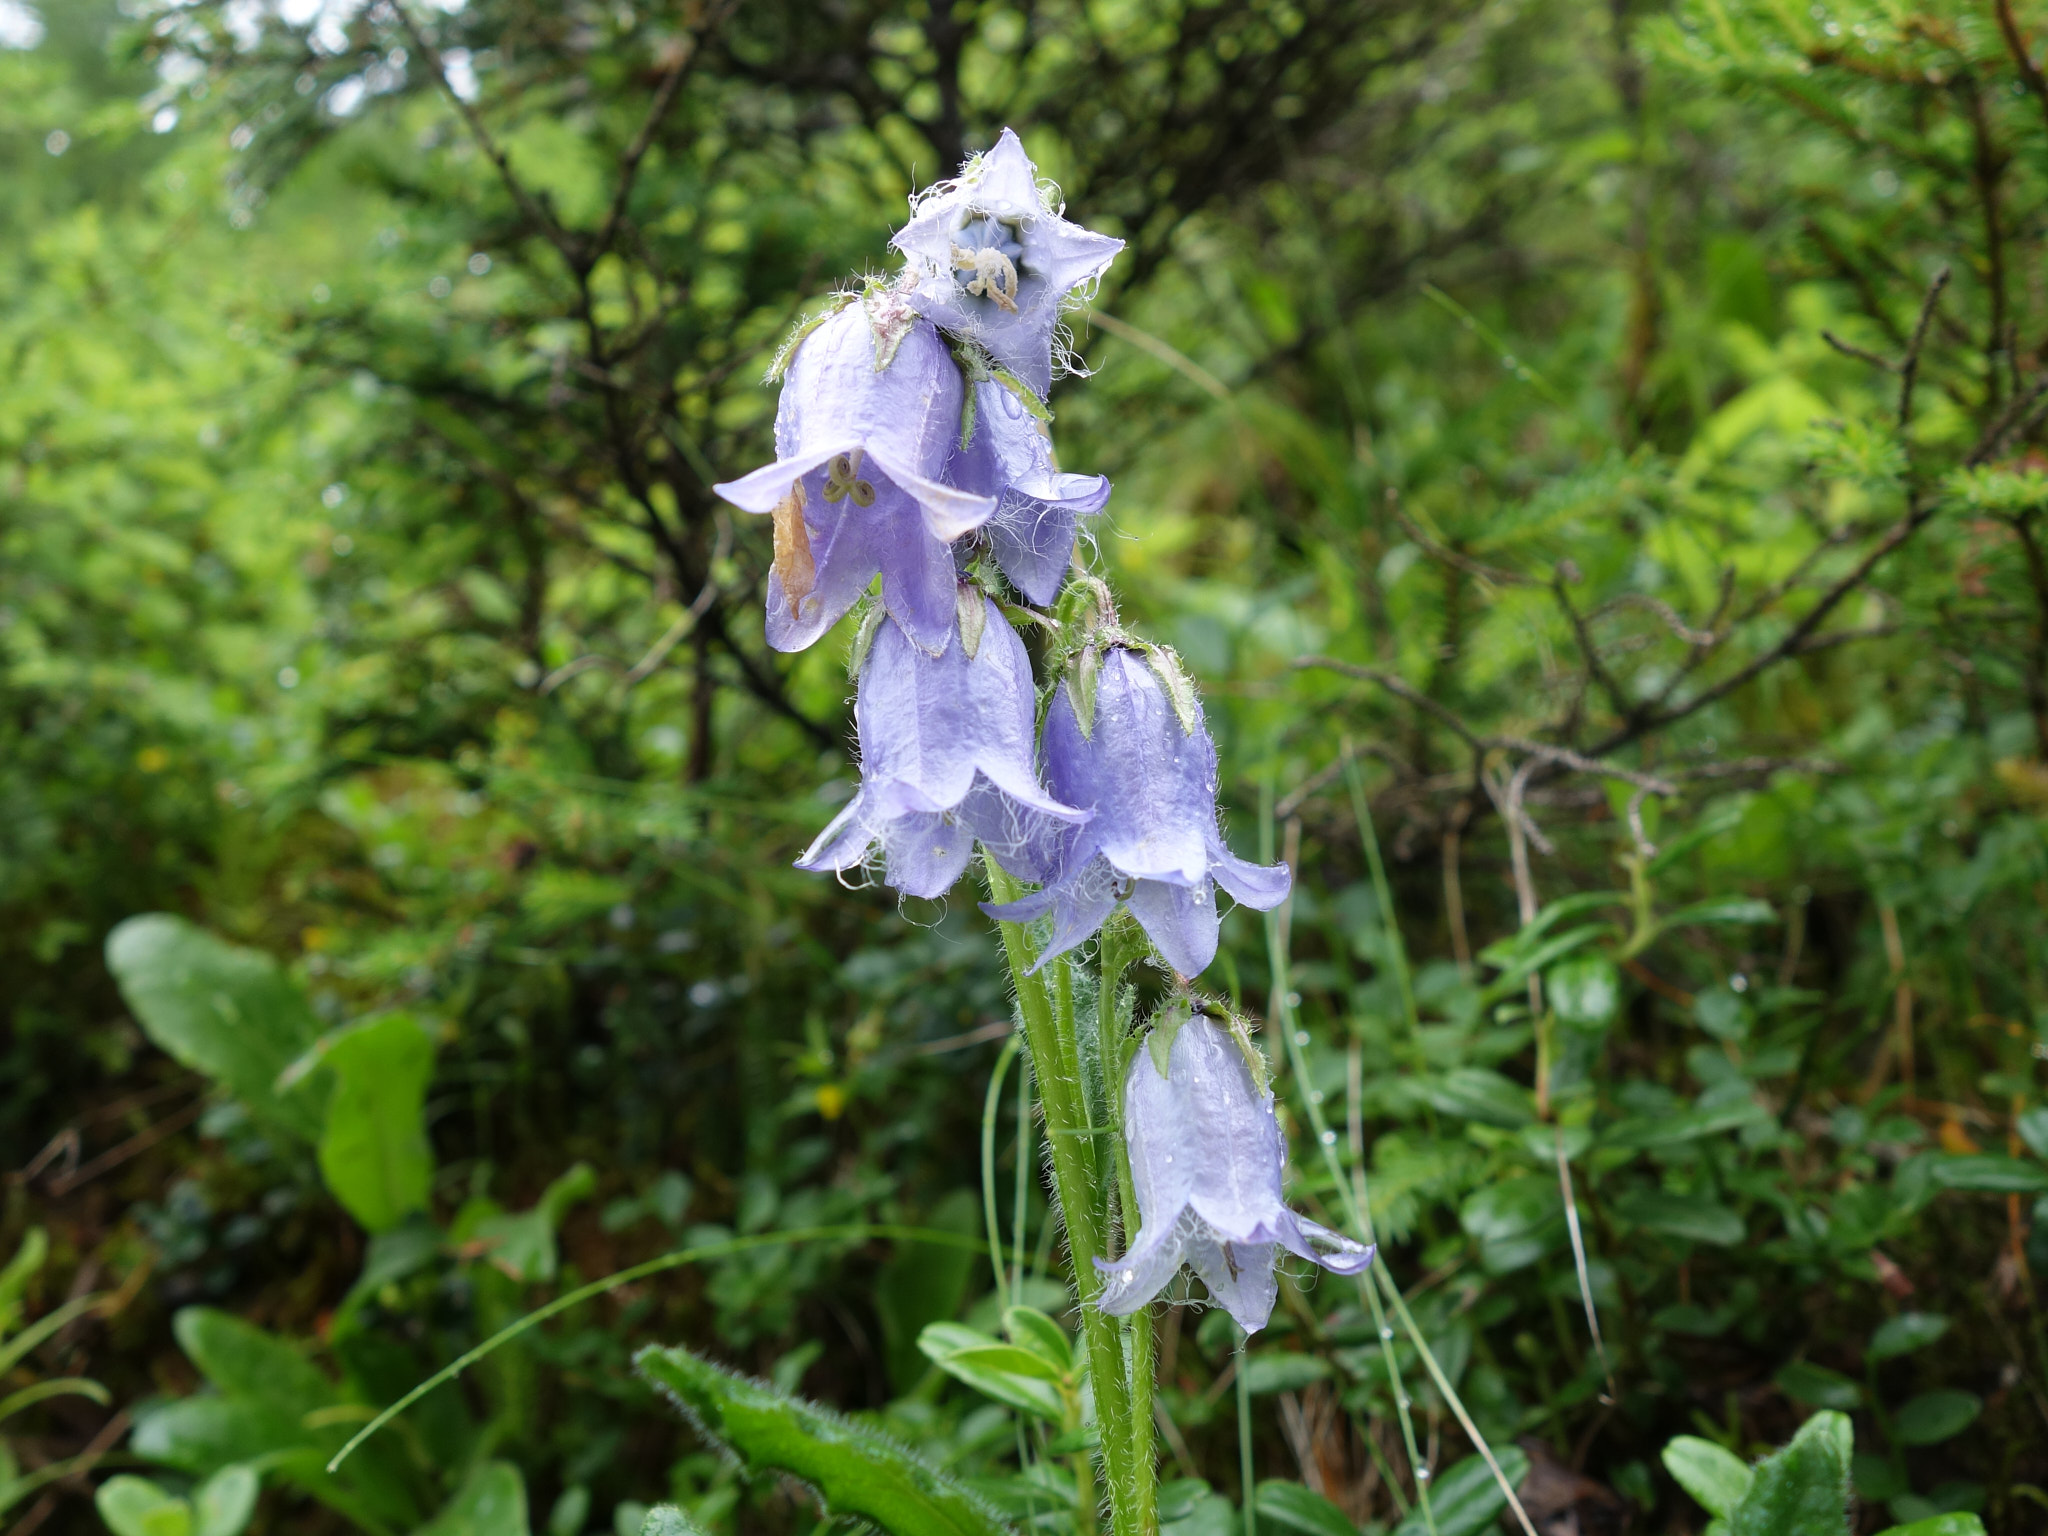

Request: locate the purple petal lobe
(891, 129), (1124, 397)
(796, 597), (1083, 899)
(715, 303), (996, 651)
(1123, 878), (1220, 980)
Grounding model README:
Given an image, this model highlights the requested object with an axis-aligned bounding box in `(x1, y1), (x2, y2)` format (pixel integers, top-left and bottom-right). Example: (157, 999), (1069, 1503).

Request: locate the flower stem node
(1098, 1013), (1375, 1333)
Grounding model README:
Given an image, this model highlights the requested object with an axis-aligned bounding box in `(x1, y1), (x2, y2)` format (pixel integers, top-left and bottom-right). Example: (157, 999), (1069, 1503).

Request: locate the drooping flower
(798, 589), (1087, 898)
(949, 378), (1110, 605)
(713, 294), (996, 654)
(982, 643), (1290, 977)
(892, 128), (1124, 398)
(1096, 1011), (1374, 1332)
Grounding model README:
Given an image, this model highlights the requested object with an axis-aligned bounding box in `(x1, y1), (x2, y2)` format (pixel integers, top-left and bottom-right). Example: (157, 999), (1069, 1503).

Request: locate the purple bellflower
(713, 295), (997, 655)
(892, 128), (1124, 399)
(1096, 1011), (1375, 1333)
(798, 590), (1087, 899)
(983, 644), (1290, 977)
(949, 378), (1110, 605)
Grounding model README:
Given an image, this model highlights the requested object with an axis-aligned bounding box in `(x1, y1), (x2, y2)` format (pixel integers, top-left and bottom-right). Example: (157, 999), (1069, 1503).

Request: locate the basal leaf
(105, 915), (326, 1138)
(1662, 1436), (1753, 1518)
(637, 1344), (1013, 1536)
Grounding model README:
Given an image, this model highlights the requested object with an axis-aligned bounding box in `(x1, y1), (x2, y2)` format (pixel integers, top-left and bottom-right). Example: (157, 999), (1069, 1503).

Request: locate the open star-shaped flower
(982, 644), (1290, 977)
(892, 128), (1124, 398)
(1097, 1011), (1375, 1333)
(798, 590), (1088, 898)
(712, 295), (995, 654)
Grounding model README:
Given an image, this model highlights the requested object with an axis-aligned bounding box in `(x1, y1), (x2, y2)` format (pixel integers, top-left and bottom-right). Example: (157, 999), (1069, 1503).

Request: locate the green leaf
(1851, 1453), (1905, 1502)
(1389, 1447), (1531, 1536)
(1660, 896), (1778, 929)
(1424, 1068), (1536, 1127)
(1002, 1307), (1073, 1373)
(1548, 954), (1621, 1031)
(0, 1228), (48, 1337)
(1774, 1361), (1863, 1411)
(1603, 1101), (1766, 1151)
(1480, 923), (1615, 999)
(130, 1397), (311, 1473)
(1927, 1154), (2048, 1194)
(96, 1475), (193, 1536)
(193, 1465), (260, 1536)
(173, 1308), (337, 1424)
(1868, 1313), (1950, 1361)
(1243, 1352), (1333, 1395)
(1728, 1410), (1852, 1536)
(1873, 1518), (1988, 1536)
(1459, 1175), (1562, 1272)
(1160, 1479), (1237, 1536)
(1891, 1390), (1981, 1446)
(639, 1508), (711, 1536)
(105, 914), (326, 1139)
(637, 1344), (1013, 1536)
(1647, 803), (1747, 874)
(314, 1013), (437, 1233)
(1663, 1436), (1754, 1518)
(1615, 1191), (1745, 1245)
(1255, 1480), (1356, 1536)
(918, 1323), (1068, 1420)
(417, 1462), (530, 1536)
(470, 1163), (597, 1283)
(2014, 1107), (2048, 1161)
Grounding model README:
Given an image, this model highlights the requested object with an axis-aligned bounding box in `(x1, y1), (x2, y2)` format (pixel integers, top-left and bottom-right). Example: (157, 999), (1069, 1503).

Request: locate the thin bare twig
(1820, 329), (1896, 372)
(1388, 491), (1536, 588)
(1898, 265), (1951, 430)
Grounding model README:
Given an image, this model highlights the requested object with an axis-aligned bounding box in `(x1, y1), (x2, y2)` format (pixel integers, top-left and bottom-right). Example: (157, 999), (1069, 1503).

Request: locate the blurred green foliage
(5, 0), (2048, 1533)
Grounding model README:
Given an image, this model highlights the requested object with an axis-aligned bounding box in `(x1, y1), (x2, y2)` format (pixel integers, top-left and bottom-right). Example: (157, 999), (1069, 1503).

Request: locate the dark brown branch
(1897, 264), (1951, 430)
(1820, 329), (1896, 372)
(388, 2), (579, 266)
(1387, 489), (1536, 587)
(587, 1), (741, 269)
(1995, 0), (2048, 138)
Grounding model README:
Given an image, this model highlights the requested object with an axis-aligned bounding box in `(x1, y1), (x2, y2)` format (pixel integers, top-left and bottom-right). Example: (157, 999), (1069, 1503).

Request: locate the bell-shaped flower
(982, 644), (1290, 977)
(949, 378), (1110, 605)
(892, 128), (1124, 398)
(798, 590), (1087, 899)
(713, 295), (997, 654)
(1096, 1011), (1375, 1333)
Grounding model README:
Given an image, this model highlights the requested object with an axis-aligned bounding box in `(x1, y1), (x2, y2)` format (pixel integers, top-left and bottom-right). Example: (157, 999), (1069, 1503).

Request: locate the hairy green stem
(984, 855), (1151, 1536)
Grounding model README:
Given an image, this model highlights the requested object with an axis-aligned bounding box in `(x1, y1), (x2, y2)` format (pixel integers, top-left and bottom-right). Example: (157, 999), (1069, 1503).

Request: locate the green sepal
(1070, 648), (1100, 738)
(862, 283), (923, 372)
(1142, 643), (1202, 736)
(956, 583), (987, 660)
(847, 601), (886, 681)
(1145, 1001), (1191, 1080)
(765, 292), (857, 383)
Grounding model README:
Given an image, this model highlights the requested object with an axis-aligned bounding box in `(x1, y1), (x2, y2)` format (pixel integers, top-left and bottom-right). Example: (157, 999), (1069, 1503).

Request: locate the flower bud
(948, 378), (1110, 605)
(1096, 1011), (1374, 1333)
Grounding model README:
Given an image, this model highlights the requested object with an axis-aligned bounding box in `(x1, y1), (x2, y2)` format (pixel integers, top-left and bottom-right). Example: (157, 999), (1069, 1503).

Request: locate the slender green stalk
(1342, 749), (1419, 1040)
(1101, 920), (1157, 1536)
(1014, 1052), (1032, 1308)
(1237, 1329), (1258, 1536)
(983, 855), (1148, 1536)
(983, 1034), (1022, 1300)
(1263, 780), (1537, 1536)
(327, 1222), (986, 1472)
